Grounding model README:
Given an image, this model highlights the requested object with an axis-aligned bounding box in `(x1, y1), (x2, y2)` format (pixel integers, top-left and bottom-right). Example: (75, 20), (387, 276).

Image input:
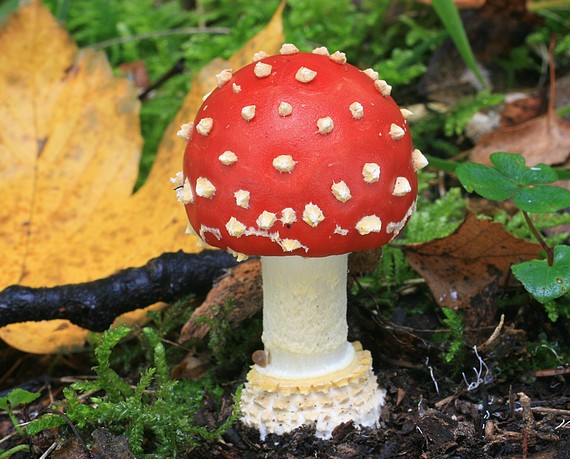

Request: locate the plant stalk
(522, 211), (554, 266)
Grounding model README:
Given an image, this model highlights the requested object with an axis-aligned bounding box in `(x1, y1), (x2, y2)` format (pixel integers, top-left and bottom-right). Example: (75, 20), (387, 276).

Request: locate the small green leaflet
(0, 388), (40, 410)
(456, 152), (570, 213)
(512, 245), (570, 304)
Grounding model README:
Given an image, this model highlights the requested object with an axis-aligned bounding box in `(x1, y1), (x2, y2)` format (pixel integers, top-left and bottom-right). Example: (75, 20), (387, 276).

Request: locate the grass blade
(430, 0), (488, 88)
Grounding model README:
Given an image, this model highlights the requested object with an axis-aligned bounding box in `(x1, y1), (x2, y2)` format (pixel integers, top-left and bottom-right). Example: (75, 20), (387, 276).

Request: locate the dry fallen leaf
(471, 37), (570, 167)
(0, 0), (284, 353)
(499, 93), (544, 127)
(403, 214), (541, 332)
(470, 106), (570, 167)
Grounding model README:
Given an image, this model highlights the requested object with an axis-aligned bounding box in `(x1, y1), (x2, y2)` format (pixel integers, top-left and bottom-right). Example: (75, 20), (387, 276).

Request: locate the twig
(535, 367), (570, 377)
(478, 314), (504, 352)
(139, 58), (186, 101)
(91, 27), (230, 50)
(522, 211), (554, 266)
(531, 407), (570, 417)
(38, 442), (58, 459)
(0, 250), (238, 331)
(519, 392), (534, 459)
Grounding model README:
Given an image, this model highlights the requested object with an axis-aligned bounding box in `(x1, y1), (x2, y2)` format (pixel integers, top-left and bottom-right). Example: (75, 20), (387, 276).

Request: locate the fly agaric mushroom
(176, 45), (428, 439)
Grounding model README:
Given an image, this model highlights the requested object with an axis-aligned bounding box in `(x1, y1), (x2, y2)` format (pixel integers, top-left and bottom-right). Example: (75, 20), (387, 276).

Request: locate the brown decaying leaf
(499, 93), (545, 127)
(471, 36), (570, 167)
(0, 0), (284, 353)
(179, 259), (263, 343)
(403, 214), (541, 330)
(470, 107), (570, 166)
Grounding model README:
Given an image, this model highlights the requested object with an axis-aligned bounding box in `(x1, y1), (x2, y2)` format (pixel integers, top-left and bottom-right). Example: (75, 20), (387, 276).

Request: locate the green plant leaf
(7, 388), (40, 407)
(514, 186), (570, 213)
(430, 0), (487, 87)
(456, 162), (518, 200)
(512, 245), (570, 304)
(490, 152), (558, 185)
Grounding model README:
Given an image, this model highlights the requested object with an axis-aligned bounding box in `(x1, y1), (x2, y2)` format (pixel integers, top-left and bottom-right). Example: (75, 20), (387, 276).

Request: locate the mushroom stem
(241, 253), (386, 438)
(258, 254), (355, 379)
(258, 255), (354, 379)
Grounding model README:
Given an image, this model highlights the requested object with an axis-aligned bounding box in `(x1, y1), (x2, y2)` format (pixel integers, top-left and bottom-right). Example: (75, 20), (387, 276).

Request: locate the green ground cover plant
(25, 325), (239, 458)
(457, 152), (570, 321)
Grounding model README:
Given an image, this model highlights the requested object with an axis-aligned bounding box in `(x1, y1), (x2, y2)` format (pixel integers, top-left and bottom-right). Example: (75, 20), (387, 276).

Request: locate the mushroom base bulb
(241, 342), (385, 440)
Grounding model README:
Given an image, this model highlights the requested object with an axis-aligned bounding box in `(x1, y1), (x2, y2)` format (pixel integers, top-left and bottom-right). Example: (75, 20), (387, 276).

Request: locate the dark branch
(0, 250), (238, 331)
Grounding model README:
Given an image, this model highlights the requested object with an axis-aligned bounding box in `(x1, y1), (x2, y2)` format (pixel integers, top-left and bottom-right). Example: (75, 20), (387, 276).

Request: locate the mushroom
(178, 46), (428, 439)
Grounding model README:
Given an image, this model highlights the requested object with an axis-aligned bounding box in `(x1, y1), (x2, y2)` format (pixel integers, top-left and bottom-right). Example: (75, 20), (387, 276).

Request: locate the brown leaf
(403, 214), (541, 330)
(470, 109), (570, 167)
(499, 93), (545, 127)
(471, 35), (570, 167)
(179, 259), (262, 343)
(0, 1), (284, 353)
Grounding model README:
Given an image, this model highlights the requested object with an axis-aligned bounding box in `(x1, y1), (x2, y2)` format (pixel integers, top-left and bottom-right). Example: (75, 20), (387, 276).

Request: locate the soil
(188, 370), (570, 459)
(1, 297), (569, 458)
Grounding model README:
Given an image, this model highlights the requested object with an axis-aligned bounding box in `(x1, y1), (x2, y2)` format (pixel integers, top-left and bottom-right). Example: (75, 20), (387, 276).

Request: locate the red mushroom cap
(182, 49), (421, 257)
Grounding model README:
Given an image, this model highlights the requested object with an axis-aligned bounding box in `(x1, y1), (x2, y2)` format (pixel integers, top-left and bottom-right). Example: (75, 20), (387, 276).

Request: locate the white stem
(257, 254), (355, 379)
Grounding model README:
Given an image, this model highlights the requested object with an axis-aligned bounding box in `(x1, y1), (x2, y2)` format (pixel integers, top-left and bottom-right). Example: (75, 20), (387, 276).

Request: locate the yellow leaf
(0, 0), (285, 353)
